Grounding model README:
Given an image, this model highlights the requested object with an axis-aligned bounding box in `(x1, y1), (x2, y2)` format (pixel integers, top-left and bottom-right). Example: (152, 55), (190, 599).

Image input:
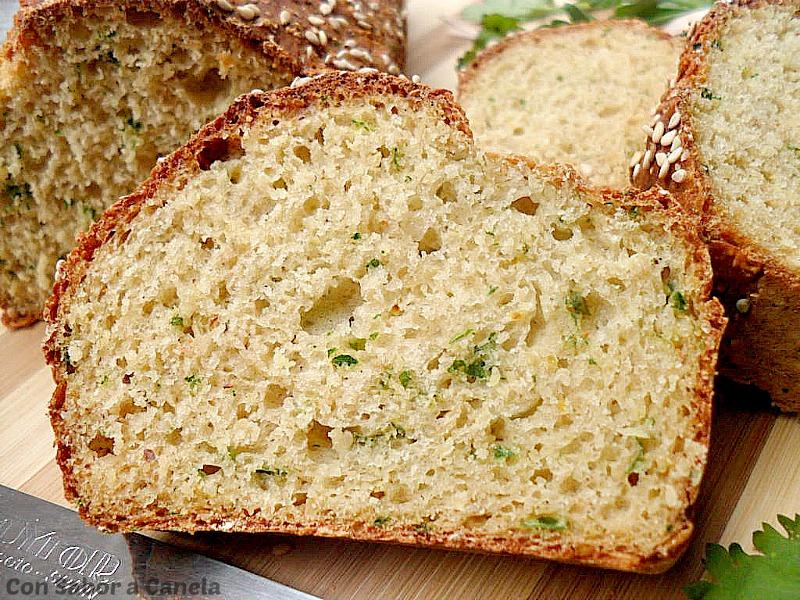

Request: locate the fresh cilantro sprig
(458, 0), (712, 67)
(685, 515), (800, 600)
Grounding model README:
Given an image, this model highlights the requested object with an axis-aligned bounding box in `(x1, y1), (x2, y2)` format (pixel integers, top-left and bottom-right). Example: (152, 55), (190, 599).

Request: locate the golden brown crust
(44, 71), (723, 574)
(8, 0), (405, 74)
(630, 0), (800, 411)
(458, 19), (677, 91)
(0, 0), (406, 328)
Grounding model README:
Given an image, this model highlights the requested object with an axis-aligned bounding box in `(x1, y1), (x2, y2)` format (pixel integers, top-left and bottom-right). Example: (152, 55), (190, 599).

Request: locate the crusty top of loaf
(8, 0), (405, 76)
(43, 72), (725, 574)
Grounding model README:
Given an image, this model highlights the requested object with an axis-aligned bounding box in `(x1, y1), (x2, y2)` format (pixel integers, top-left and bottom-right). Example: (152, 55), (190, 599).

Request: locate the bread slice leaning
(44, 72), (724, 573)
(0, 0), (404, 328)
(631, 0), (800, 411)
(458, 20), (681, 189)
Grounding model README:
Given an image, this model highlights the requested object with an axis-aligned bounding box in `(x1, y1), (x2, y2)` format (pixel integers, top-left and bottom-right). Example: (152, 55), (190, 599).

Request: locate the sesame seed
(291, 77), (312, 88)
(328, 16), (342, 29)
(642, 150), (652, 170)
(357, 20), (373, 29)
(358, 67), (378, 73)
(236, 4), (259, 20)
(318, 30), (328, 46)
(681, 149), (690, 162)
(629, 151), (643, 168)
(319, 3), (333, 15)
(250, 88), (264, 94)
(381, 53), (391, 65)
(655, 152), (667, 167)
(308, 15), (325, 26)
(642, 125), (654, 137)
(344, 38), (356, 48)
(412, 74), (421, 84)
(671, 169), (687, 183)
(735, 298), (751, 314)
(650, 113), (660, 126)
(279, 9), (291, 25)
(350, 48), (372, 61)
(305, 29), (320, 45)
(658, 161), (670, 179)
(388, 64), (399, 75)
(632, 164), (641, 180)
(667, 148), (682, 164)
(306, 45), (314, 59)
(333, 58), (357, 70)
(652, 121), (665, 144)
(668, 112), (681, 129)
(353, 11), (366, 20)
(671, 136), (681, 152)
(215, 0), (233, 11)
(660, 129), (678, 147)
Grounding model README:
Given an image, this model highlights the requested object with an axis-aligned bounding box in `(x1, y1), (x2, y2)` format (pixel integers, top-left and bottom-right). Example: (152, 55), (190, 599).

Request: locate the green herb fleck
(399, 370), (414, 389)
(626, 438), (646, 474)
(4, 180), (32, 201)
(100, 374), (109, 385)
(565, 291), (590, 324)
(255, 467), (288, 477)
(588, 357), (598, 365)
(369, 332), (379, 341)
(523, 515), (569, 531)
(373, 516), (391, 527)
(700, 87), (720, 101)
(227, 446), (242, 461)
(488, 286), (498, 296)
(170, 315), (184, 327)
(332, 354), (358, 367)
(348, 338), (367, 351)
(789, 145), (800, 159)
(184, 374), (201, 390)
(352, 119), (374, 132)
(327, 347), (338, 358)
(366, 258), (381, 270)
(126, 116), (143, 132)
(450, 328), (475, 344)
(13, 143), (23, 159)
(711, 38), (722, 50)
(391, 147), (403, 170)
(492, 444), (518, 461)
(352, 232), (362, 240)
(670, 290), (688, 313)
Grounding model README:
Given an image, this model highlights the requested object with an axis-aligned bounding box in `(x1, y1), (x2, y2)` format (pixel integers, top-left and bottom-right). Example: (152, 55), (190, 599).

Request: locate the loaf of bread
(630, 0), (800, 411)
(458, 20), (681, 189)
(44, 72), (724, 573)
(0, 0), (404, 328)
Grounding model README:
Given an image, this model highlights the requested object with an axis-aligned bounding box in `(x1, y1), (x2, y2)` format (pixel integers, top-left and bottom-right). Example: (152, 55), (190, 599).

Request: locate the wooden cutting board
(1, 2), (799, 598)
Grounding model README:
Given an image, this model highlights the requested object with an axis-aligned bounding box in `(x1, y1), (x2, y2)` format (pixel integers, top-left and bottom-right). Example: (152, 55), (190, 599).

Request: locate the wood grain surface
(0, 1), (798, 598)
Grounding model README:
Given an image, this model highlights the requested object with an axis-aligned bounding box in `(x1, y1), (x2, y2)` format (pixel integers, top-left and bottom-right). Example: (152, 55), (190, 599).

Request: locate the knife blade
(0, 485), (320, 599)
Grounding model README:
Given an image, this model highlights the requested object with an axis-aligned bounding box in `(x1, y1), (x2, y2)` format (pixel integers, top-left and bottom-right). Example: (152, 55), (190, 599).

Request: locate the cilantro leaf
(458, 14), (522, 68)
(462, 0), (558, 21)
(685, 515), (800, 600)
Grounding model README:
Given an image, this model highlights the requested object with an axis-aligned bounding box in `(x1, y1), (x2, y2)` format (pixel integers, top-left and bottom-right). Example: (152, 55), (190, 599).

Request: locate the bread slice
(44, 72), (724, 573)
(0, 0), (405, 328)
(458, 20), (681, 189)
(630, 0), (800, 411)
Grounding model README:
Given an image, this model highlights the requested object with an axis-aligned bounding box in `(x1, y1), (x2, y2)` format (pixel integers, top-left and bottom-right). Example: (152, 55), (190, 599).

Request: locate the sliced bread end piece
(45, 72), (724, 573)
(630, 0), (800, 410)
(458, 20), (681, 189)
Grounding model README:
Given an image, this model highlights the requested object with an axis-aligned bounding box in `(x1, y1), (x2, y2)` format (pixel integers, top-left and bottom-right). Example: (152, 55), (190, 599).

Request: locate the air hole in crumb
(370, 490), (385, 499)
(272, 178), (287, 190)
(510, 195), (539, 216)
(300, 279), (362, 335)
(201, 237), (216, 250)
(254, 298), (270, 312)
(407, 195), (423, 211)
(88, 434), (114, 457)
(557, 358), (569, 369)
(559, 476), (579, 493)
(463, 514), (491, 528)
(378, 145), (390, 158)
(237, 403), (253, 419)
(436, 410), (449, 420)
(118, 398), (145, 418)
(180, 68), (231, 105)
(660, 266), (671, 286)
(314, 127), (325, 145)
(513, 127), (524, 136)
(488, 417), (506, 441)
(166, 429), (182, 445)
(387, 484), (411, 503)
(425, 469), (435, 477)
(201, 464), (221, 476)
(672, 436), (685, 453)
(196, 136), (243, 170)
(552, 224), (574, 241)
(511, 398), (543, 419)
(467, 397), (482, 410)
(216, 281), (230, 304)
(609, 399), (620, 416)
(607, 277), (626, 291)
(531, 468), (553, 483)
(307, 421), (333, 451)
(293, 493), (307, 506)
(497, 292), (514, 306)
(302, 196), (329, 215)
(293, 145), (312, 163)
(435, 181), (457, 203)
(264, 384), (288, 409)
(227, 164), (242, 184)
(417, 228), (442, 254)
(555, 414), (573, 428)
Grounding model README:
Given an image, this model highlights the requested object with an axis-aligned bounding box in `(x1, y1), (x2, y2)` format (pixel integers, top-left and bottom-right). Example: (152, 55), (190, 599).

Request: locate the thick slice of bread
(44, 72), (724, 573)
(458, 20), (681, 189)
(0, 0), (405, 328)
(631, 0), (800, 411)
